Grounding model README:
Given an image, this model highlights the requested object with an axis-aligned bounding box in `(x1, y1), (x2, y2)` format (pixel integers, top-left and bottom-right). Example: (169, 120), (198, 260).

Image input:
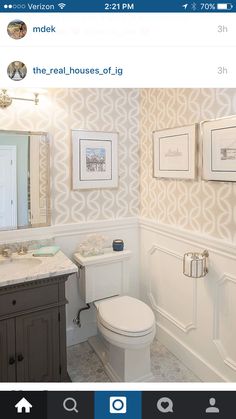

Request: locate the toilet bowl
(73, 250), (156, 381)
(89, 296), (156, 382)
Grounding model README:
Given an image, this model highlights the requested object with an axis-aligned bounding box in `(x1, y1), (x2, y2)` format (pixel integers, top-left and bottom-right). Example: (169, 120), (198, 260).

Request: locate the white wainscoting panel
(2, 215), (236, 381)
(148, 245), (197, 333)
(140, 218), (236, 382)
(214, 274), (236, 372)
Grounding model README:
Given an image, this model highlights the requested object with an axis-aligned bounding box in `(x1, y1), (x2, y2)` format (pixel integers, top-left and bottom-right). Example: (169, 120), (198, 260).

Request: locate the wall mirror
(0, 130), (50, 231)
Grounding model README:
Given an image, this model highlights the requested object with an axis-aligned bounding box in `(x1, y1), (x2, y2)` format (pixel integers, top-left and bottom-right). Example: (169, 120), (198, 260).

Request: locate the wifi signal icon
(58, 3), (66, 9)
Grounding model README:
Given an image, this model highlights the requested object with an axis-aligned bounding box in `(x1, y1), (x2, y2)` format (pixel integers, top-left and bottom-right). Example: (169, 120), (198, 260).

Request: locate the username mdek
(33, 25), (56, 33)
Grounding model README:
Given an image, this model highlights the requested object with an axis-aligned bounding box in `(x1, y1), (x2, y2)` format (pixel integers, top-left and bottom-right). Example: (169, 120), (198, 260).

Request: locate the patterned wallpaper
(1, 88), (236, 242)
(0, 88), (140, 225)
(140, 89), (236, 243)
(51, 89), (139, 224)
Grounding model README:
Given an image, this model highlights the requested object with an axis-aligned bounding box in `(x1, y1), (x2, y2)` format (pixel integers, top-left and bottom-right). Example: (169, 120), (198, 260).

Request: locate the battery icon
(217, 3), (233, 9)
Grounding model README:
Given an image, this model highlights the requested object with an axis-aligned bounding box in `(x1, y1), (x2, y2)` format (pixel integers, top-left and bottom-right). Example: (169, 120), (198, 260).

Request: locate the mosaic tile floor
(67, 338), (200, 382)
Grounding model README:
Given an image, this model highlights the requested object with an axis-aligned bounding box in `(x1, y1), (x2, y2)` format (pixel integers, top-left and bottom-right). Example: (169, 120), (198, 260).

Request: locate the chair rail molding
(139, 217), (236, 260)
(0, 217), (139, 243)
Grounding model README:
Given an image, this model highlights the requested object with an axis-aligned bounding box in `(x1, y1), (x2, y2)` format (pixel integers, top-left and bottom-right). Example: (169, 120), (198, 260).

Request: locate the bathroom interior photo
(0, 87), (235, 383)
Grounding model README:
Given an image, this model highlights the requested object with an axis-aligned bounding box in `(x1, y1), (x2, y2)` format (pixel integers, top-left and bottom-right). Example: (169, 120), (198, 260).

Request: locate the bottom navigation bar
(0, 391), (235, 419)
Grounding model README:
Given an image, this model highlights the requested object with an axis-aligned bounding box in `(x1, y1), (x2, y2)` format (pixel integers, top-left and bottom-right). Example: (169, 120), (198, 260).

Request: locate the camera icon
(109, 396), (127, 414)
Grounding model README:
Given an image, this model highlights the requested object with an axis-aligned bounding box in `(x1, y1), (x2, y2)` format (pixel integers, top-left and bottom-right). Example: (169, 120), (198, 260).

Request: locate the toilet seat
(95, 295), (155, 337)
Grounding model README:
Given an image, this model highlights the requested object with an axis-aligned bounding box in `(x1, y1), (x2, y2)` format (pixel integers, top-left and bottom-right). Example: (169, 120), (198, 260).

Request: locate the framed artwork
(202, 117), (236, 182)
(72, 130), (118, 189)
(153, 124), (197, 179)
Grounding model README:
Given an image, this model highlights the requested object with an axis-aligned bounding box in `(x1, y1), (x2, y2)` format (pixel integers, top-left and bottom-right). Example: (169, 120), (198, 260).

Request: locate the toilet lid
(97, 296), (155, 337)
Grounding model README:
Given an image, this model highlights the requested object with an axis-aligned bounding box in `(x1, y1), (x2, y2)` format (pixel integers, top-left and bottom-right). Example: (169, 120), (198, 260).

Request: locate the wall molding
(0, 217), (139, 244)
(53, 217), (138, 237)
(2, 216), (235, 257)
(156, 322), (228, 382)
(213, 273), (236, 372)
(139, 217), (236, 260)
(148, 244), (197, 333)
(141, 217), (236, 382)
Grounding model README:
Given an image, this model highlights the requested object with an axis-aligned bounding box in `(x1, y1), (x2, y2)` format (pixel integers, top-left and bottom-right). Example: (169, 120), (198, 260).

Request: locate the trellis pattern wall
(2, 88), (236, 241)
(51, 89), (139, 224)
(0, 88), (140, 225)
(140, 89), (236, 243)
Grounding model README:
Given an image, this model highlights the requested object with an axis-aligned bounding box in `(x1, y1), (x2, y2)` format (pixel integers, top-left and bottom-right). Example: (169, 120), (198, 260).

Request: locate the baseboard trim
(156, 322), (228, 382)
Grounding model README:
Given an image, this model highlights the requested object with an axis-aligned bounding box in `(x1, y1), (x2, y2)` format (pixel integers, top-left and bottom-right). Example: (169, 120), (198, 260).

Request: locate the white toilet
(73, 250), (156, 382)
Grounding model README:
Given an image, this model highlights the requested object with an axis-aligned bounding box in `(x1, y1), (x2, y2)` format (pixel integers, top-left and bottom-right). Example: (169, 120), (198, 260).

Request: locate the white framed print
(202, 117), (236, 182)
(153, 124), (197, 179)
(72, 130), (118, 190)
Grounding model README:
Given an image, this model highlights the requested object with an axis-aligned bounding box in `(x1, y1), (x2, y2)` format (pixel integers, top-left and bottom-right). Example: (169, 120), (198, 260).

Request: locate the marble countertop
(0, 250), (78, 288)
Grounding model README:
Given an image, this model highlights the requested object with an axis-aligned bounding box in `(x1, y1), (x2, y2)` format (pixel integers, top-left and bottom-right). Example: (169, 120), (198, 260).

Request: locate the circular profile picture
(7, 61), (27, 81)
(7, 20), (27, 40)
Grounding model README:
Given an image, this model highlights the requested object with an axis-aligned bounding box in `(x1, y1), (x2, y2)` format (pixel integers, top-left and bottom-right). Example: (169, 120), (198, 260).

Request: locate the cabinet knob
(17, 354), (24, 362)
(12, 300), (16, 305)
(9, 357), (15, 365)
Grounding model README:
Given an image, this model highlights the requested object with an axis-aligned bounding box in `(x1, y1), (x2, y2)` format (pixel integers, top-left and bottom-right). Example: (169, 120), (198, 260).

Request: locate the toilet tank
(73, 250), (132, 303)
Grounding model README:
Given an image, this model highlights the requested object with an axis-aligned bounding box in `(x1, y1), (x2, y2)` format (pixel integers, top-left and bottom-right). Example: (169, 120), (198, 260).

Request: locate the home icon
(15, 398), (33, 414)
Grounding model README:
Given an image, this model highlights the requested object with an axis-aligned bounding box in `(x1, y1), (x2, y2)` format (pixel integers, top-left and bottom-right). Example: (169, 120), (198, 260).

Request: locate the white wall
(140, 218), (236, 382)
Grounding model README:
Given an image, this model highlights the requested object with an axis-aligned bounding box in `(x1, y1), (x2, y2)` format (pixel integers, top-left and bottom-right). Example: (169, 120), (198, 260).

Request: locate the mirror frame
(0, 129), (51, 231)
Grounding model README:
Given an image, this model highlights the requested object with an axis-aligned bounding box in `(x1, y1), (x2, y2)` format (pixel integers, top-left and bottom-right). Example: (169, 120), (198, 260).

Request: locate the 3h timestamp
(104, 3), (135, 11)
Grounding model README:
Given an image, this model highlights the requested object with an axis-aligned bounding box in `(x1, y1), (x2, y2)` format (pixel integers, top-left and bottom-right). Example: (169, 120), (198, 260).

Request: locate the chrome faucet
(17, 244), (28, 255)
(2, 248), (12, 258)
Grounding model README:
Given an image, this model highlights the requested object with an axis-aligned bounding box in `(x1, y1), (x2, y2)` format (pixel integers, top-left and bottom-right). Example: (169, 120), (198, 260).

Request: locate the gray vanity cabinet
(15, 308), (60, 382)
(0, 319), (15, 382)
(0, 275), (69, 382)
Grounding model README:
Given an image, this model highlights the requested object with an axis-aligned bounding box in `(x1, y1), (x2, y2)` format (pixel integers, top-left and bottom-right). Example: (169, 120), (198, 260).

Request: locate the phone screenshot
(0, 0), (235, 418)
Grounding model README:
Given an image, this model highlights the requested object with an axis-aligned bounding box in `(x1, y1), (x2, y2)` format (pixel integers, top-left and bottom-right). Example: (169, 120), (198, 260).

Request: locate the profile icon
(7, 20), (27, 40)
(7, 61), (27, 81)
(205, 397), (220, 413)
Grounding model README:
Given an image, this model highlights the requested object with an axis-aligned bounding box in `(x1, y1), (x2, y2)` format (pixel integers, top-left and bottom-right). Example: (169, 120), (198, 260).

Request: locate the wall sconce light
(183, 249), (209, 278)
(0, 89), (39, 108)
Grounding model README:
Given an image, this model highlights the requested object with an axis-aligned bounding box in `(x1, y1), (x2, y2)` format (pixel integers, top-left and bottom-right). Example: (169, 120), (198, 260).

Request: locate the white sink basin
(0, 257), (42, 277)
(0, 250), (77, 288)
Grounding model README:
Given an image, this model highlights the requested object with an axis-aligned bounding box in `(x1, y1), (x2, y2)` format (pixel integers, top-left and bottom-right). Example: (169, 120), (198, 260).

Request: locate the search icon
(63, 397), (79, 413)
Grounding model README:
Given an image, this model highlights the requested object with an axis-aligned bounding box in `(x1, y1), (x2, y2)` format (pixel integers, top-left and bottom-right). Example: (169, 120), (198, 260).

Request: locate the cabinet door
(15, 308), (60, 382)
(0, 319), (16, 382)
